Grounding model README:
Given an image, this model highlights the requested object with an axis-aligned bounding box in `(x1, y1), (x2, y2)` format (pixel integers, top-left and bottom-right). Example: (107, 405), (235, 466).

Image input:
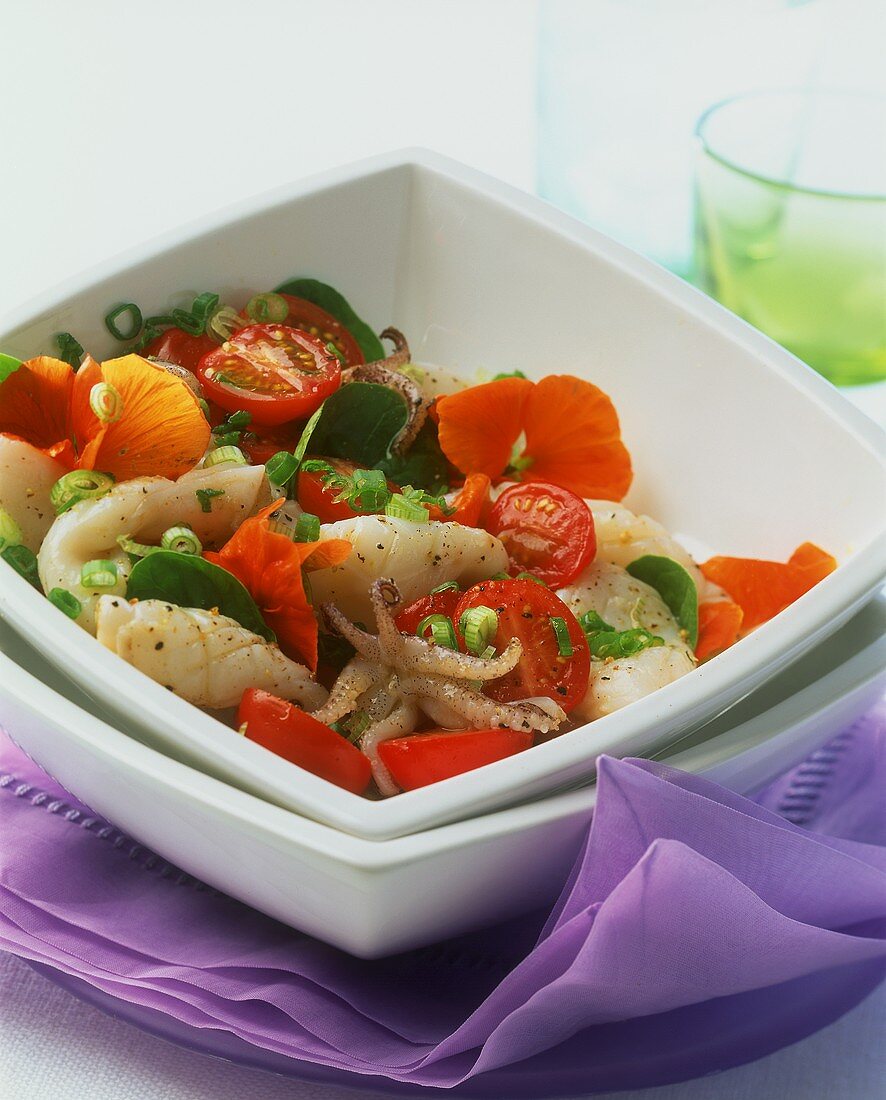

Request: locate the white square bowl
(1, 150), (884, 839)
(1, 598), (883, 958)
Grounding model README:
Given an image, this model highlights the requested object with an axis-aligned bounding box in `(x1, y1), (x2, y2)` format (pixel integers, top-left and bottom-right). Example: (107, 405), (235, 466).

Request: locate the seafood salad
(0, 281), (837, 797)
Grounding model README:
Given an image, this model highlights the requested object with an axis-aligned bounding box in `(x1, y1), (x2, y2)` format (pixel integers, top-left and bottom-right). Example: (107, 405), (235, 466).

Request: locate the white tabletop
(1, 2), (883, 1096)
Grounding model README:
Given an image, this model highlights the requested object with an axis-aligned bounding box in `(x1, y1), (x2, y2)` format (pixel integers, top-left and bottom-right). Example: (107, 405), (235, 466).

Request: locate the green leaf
(307, 382), (408, 466)
(626, 555), (698, 647)
(375, 420), (449, 494)
(126, 551), (274, 642)
(0, 353), (22, 383)
(274, 277), (385, 362)
(293, 400), (326, 467)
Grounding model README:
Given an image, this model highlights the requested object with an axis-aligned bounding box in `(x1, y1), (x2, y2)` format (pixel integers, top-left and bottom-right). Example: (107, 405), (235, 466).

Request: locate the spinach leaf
(126, 551), (274, 642)
(626, 555), (698, 647)
(274, 277), (385, 362)
(307, 382), (408, 466)
(375, 420), (449, 494)
(0, 353), (22, 384)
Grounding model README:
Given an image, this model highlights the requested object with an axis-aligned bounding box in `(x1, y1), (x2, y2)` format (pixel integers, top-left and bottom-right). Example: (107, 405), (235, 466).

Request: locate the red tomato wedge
(237, 688), (370, 794)
(297, 457), (399, 524)
(394, 585), (462, 635)
(486, 482), (596, 587)
(276, 294), (365, 367)
(142, 328), (217, 373)
(377, 728), (532, 790)
(196, 324), (341, 426)
(453, 578), (589, 711)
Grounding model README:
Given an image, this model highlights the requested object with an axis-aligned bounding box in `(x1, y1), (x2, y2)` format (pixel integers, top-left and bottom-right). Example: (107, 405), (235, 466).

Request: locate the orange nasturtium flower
(700, 542), (836, 632)
(205, 501), (352, 672)
(435, 375), (633, 500)
(0, 354), (210, 480)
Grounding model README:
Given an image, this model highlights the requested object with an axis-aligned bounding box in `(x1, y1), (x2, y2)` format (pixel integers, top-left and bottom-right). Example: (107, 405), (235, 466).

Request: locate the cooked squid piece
(37, 464), (268, 632)
(95, 597), (326, 710)
(309, 515), (509, 625)
(558, 559), (697, 721)
(0, 436), (67, 552)
(586, 500), (705, 593)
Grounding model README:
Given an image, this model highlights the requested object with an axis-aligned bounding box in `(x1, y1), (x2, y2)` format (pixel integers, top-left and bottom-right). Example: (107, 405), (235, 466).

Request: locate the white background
(0, 1), (883, 1097)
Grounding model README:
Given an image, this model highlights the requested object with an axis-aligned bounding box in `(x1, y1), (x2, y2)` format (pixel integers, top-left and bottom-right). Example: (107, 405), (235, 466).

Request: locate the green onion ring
(385, 493), (429, 523)
(50, 470), (115, 515)
(81, 559), (119, 589)
(266, 451), (299, 487)
(416, 613), (457, 650)
(105, 302), (143, 342)
(294, 512), (320, 543)
(549, 615), (573, 657)
(203, 445), (247, 468)
(48, 587), (82, 619)
(245, 293), (288, 324)
(0, 508), (22, 553)
(89, 381), (124, 423)
(459, 605), (498, 656)
(160, 526), (202, 555)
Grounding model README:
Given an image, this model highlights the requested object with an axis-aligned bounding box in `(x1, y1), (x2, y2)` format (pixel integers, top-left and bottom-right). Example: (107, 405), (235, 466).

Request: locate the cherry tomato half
(453, 578), (589, 712)
(142, 328), (217, 373)
(196, 324), (341, 427)
(237, 688), (370, 794)
(277, 294), (365, 367)
(394, 585), (462, 635)
(486, 482), (596, 588)
(297, 457), (399, 524)
(377, 728), (532, 790)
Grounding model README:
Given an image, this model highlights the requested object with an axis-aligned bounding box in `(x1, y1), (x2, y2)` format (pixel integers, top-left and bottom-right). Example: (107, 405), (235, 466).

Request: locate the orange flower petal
(700, 542), (835, 630)
(427, 472), (491, 526)
(521, 375), (632, 499)
(696, 600), (743, 662)
(75, 355), (210, 481)
(206, 501), (351, 671)
(436, 378), (533, 479)
(0, 356), (74, 451)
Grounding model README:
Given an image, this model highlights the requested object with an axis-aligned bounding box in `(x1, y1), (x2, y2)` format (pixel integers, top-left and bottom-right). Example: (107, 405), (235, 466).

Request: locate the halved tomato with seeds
(453, 578), (589, 712)
(196, 324), (341, 426)
(277, 295), (365, 367)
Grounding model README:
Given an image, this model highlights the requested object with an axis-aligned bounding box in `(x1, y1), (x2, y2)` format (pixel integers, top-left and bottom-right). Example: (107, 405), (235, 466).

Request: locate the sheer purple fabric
(1, 707), (884, 1094)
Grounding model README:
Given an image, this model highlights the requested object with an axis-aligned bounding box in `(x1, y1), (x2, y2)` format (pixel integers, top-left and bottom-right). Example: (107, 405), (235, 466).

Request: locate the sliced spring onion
(117, 535), (159, 558)
(204, 445), (247, 468)
(325, 341), (346, 365)
(89, 381), (123, 423)
(161, 526), (202, 555)
(579, 609), (613, 634)
(213, 410), (251, 433)
(353, 469), (389, 511)
(430, 580), (461, 595)
(195, 487), (224, 513)
(416, 613), (457, 650)
(207, 305), (245, 343)
(480, 645), (496, 660)
(81, 559), (119, 589)
(516, 571), (547, 586)
(50, 470), (115, 515)
(0, 508), (22, 552)
(48, 587), (82, 619)
(211, 431), (241, 447)
(2, 544), (40, 588)
(385, 493), (429, 523)
(245, 292), (288, 323)
(187, 292), (220, 334)
(341, 710), (371, 743)
(294, 512), (320, 543)
(459, 605), (498, 656)
(587, 628), (664, 660)
(197, 398), (211, 419)
(266, 451), (299, 487)
(549, 616), (573, 657)
(105, 302), (143, 341)
(54, 333), (83, 369)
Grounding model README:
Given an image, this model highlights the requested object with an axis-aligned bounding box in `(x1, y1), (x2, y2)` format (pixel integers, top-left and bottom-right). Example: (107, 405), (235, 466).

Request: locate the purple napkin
(1, 708), (885, 1095)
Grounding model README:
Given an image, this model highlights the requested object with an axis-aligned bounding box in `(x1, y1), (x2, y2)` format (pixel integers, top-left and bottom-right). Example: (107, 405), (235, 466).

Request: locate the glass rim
(695, 88), (886, 202)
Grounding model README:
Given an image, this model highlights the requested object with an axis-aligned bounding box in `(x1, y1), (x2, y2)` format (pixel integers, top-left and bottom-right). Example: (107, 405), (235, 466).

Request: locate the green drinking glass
(694, 90), (886, 385)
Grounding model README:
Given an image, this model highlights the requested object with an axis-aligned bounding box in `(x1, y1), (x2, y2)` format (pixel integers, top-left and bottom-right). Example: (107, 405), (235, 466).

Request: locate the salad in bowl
(0, 280), (836, 798)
